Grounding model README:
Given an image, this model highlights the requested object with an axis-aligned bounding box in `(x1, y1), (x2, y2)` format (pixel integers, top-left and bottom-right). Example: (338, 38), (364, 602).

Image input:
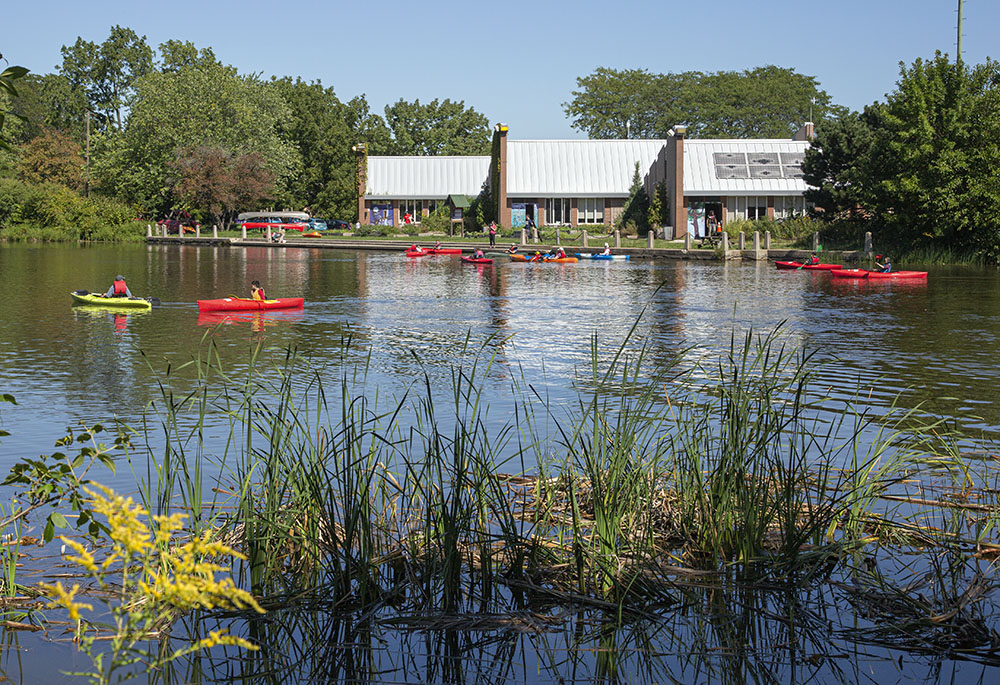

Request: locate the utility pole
(956, 0), (964, 64)
(84, 110), (91, 198)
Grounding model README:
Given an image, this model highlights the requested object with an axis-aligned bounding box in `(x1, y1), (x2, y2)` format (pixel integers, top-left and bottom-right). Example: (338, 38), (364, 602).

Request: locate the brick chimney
(793, 122), (815, 141)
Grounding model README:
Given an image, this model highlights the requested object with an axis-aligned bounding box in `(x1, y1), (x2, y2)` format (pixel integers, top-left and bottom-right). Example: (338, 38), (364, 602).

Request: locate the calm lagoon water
(1, 242), (998, 488)
(1, 242), (999, 683)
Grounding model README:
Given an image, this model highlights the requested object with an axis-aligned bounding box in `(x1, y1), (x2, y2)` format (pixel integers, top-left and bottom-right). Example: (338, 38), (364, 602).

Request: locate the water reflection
(2, 244), (1000, 490)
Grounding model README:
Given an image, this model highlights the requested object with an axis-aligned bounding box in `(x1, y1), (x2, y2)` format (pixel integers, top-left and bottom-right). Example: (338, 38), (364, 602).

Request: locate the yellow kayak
(71, 291), (152, 309)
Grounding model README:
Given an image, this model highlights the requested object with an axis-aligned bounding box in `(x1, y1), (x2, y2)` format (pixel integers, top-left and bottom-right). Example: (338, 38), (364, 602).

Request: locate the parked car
(306, 218), (328, 231)
(322, 219), (351, 230)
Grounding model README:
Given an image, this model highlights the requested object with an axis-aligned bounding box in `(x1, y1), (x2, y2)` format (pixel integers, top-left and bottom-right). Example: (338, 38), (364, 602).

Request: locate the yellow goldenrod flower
(60, 537), (98, 574)
(40, 581), (93, 622)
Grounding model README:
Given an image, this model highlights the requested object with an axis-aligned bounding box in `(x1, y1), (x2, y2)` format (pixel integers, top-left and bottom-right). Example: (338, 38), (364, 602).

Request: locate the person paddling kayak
(808, 252), (820, 265)
(874, 256), (892, 273)
(601, 243), (612, 256)
(506, 243), (519, 254)
(105, 275), (133, 298)
(251, 280), (267, 300)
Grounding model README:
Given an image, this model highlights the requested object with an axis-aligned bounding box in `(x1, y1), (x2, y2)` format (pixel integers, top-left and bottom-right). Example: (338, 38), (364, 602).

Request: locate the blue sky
(7, 0), (997, 139)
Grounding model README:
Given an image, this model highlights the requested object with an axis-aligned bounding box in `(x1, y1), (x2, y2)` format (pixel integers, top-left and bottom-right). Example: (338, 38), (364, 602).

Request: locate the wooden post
(146, 224), (152, 238)
(582, 230), (589, 247)
(161, 223), (167, 238)
(520, 228), (527, 245)
(722, 231), (730, 257)
(753, 231), (762, 259)
(764, 231), (771, 250)
(614, 230), (621, 248)
(864, 231), (873, 255)
(684, 231), (692, 251)
(212, 224), (218, 239)
(813, 232), (820, 251)
(738, 231), (746, 250)
(647, 231), (655, 249)
(241, 225), (247, 240)
(195, 224), (201, 239)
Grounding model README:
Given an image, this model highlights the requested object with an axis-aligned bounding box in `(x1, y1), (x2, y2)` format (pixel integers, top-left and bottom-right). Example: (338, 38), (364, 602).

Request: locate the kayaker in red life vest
(507, 243), (518, 254)
(105, 275), (133, 298)
(434, 241), (443, 249)
(410, 244), (424, 253)
(808, 252), (820, 265)
(251, 280), (267, 301)
(473, 249), (485, 259)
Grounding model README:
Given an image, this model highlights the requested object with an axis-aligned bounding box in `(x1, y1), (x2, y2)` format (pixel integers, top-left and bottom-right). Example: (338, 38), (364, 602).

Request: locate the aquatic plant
(43, 483), (263, 684)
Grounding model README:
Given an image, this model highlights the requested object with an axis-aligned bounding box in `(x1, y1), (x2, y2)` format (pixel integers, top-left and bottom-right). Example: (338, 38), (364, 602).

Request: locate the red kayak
(197, 297), (305, 312)
(461, 256), (493, 265)
(405, 250), (430, 258)
(775, 261), (842, 271)
(427, 248), (462, 255)
(830, 269), (927, 280)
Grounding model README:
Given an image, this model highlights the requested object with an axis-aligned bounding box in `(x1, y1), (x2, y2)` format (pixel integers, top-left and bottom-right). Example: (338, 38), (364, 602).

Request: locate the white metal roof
(683, 139), (811, 196)
(506, 140), (668, 197)
(366, 156), (490, 199)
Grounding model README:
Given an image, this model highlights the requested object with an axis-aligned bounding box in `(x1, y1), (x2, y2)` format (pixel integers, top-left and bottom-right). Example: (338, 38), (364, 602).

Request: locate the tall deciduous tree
(862, 53), (1000, 258)
(58, 26), (154, 132)
(269, 77), (357, 220)
(802, 111), (876, 217)
(158, 40), (228, 73)
(565, 66), (841, 139)
(17, 129), (85, 190)
(170, 146), (274, 228)
(8, 73), (88, 143)
(383, 98), (490, 155)
(94, 62), (299, 213)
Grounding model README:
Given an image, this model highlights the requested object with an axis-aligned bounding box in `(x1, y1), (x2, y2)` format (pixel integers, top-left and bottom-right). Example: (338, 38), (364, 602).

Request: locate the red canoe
(775, 261), (842, 271)
(830, 269), (928, 280)
(461, 256), (493, 265)
(197, 297), (305, 312)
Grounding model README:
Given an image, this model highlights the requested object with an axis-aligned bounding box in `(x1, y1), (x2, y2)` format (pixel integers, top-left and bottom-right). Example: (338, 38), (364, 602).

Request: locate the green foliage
(7, 73), (88, 145)
(0, 423), (127, 543)
(723, 215), (823, 244)
(17, 128), (85, 190)
(58, 26), (154, 132)
(419, 206), (452, 233)
(0, 64), (30, 151)
(565, 65), (843, 139)
(0, 178), (140, 241)
(383, 98), (491, 155)
(94, 63), (299, 214)
(269, 77), (358, 220)
(648, 180), (668, 231)
(861, 53), (1000, 260)
(158, 39), (228, 73)
(619, 162), (649, 233)
(803, 111), (875, 217)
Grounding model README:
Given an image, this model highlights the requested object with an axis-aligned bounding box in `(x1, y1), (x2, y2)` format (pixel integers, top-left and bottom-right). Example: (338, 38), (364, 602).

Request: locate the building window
(578, 198), (605, 224)
(775, 196), (805, 219)
(726, 196), (768, 221)
(398, 199), (423, 223)
(545, 198), (571, 225)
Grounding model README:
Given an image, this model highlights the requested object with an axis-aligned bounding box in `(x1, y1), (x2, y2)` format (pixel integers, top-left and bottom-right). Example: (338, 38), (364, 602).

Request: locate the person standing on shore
(488, 221), (497, 246)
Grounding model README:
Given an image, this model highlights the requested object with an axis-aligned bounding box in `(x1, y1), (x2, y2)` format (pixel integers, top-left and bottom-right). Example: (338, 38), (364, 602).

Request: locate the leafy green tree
(269, 77), (357, 220)
(94, 63), (299, 213)
(346, 96), (392, 155)
(648, 179), (668, 231)
(861, 53), (1000, 258)
(802, 111), (876, 218)
(17, 129), (85, 190)
(383, 98), (490, 155)
(0, 62), (29, 151)
(8, 73), (88, 143)
(620, 162), (649, 232)
(58, 26), (154, 132)
(158, 40), (228, 73)
(565, 65), (841, 139)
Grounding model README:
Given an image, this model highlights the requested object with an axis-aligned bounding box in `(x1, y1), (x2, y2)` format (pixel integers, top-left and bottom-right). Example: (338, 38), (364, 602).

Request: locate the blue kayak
(575, 253), (630, 261)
